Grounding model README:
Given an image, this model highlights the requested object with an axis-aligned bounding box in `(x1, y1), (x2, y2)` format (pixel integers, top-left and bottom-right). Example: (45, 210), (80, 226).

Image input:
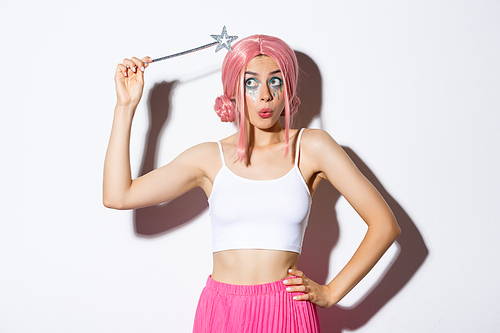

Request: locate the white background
(1, 0), (499, 332)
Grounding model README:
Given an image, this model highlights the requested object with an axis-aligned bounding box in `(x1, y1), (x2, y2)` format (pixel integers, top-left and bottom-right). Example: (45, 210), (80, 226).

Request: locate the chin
(255, 119), (282, 131)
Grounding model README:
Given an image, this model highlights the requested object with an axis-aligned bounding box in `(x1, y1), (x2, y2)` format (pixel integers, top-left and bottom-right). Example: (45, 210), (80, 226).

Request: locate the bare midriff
(211, 249), (299, 285)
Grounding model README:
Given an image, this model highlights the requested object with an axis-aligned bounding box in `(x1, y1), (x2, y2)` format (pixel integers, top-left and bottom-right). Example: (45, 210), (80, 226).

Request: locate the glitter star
(211, 26), (238, 52)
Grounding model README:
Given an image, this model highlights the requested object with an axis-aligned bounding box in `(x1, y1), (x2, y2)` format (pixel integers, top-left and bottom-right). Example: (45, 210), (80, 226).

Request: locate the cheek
(245, 87), (258, 103)
(271, 86), (283, 101)
(273, 88), (286, 112)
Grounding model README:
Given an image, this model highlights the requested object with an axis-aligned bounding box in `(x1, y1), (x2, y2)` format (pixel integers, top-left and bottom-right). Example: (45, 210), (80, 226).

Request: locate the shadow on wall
(133, 51), (428, 333)
(295, 51), (428, 332)
(133, 80), (208, 236)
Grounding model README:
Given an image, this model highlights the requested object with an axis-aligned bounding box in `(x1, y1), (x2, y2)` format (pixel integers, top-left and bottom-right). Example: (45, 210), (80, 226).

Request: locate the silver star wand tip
(211, 26), (238, 52)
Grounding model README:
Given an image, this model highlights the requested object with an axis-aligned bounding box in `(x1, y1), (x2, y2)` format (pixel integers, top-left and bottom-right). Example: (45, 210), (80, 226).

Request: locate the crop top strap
(294, 128), (305, 167)
(216, 141), (226, 167)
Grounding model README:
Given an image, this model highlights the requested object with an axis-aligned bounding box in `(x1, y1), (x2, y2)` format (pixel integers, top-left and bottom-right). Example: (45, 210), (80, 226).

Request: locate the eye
(269, 77), (283, 88)
(245, 78), (259, 89)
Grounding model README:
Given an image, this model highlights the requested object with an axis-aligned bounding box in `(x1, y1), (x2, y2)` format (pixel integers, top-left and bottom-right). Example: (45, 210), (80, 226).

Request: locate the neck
(247, 121), (287, 148)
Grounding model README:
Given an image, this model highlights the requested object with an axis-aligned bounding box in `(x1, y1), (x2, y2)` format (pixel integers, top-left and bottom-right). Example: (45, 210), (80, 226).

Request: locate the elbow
(389, 220), (402, 241)
(373, 217), (401, 243)
(103, 198), (118, 209)
(103, 195), (127, 210)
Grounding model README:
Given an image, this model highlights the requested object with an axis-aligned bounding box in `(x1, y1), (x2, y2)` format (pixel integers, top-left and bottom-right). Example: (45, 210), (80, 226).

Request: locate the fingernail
(293, 296), (298, 300)
(132, 66), (137, 73)
(288, 269), (293, 273)
(283, 280), (288, 285)
(141, 66), (145, 71)
(123, 71), (128, 77)
(286, 287), (292, 291)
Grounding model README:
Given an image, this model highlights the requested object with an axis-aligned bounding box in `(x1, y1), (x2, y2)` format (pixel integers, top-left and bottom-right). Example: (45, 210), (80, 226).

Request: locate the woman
(103, 35), (400, 332)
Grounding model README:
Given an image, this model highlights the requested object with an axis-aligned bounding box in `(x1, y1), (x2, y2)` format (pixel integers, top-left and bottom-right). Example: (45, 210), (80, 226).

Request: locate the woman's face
(243, 55), (285, 130)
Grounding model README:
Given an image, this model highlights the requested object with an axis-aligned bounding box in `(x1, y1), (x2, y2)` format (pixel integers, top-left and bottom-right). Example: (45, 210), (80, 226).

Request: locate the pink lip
(259, 108), (273, 118)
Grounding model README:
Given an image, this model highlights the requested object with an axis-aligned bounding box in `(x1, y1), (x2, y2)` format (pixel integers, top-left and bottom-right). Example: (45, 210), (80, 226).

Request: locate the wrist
(114, 104), (137, 117)
(325, 284), (343, 307)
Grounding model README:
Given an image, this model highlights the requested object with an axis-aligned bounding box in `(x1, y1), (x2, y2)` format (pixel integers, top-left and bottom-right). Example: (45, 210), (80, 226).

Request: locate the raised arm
(103, 57), (208, 210)
(286, 129), (401, 307)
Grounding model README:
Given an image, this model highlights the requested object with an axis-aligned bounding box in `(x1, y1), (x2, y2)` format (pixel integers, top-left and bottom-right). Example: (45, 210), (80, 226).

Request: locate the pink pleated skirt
(193, 276), (321, 333)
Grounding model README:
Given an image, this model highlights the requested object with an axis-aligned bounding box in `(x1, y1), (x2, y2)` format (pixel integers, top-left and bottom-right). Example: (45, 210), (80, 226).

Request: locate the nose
(259, 85), (273, 102)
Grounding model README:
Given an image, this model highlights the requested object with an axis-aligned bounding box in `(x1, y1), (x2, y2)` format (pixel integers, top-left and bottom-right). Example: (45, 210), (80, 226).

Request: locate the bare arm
(287, 129), (401, 307)
(103, 57), (208, 210)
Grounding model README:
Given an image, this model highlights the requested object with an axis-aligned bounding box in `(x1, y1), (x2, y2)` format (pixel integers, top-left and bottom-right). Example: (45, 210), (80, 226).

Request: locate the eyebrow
(245, 70), (282, 76)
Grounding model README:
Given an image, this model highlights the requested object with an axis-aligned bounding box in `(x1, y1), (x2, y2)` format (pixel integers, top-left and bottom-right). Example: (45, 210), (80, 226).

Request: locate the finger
(283, 277), (303, 286)
(131, 57), (145, 71)
(293, 293), (307, 301)
(292, 293), (311, 301)
(122, 58), (138, 73)
(116, 63), (128, 77)
(141, 56), (153, 71)
(288, 268), (303, 277)
(285, 285), (307, 293)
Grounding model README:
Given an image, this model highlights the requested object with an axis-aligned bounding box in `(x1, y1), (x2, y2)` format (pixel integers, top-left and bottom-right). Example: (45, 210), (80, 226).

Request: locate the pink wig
(214, 35), (300, 164)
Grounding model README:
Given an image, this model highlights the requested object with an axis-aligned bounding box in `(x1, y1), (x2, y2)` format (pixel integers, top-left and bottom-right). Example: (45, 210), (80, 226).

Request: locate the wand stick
(150, 26), (238, 63)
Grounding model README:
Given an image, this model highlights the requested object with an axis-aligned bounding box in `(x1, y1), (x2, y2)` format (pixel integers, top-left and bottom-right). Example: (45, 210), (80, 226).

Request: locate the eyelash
(245, 77), (283, 89)
(269, 77), (283, 88)
(245, 78), (259, 89)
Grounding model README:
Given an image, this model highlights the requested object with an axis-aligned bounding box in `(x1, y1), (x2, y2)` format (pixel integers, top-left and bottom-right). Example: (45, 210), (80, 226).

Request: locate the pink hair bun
(214, 95), (236, 122)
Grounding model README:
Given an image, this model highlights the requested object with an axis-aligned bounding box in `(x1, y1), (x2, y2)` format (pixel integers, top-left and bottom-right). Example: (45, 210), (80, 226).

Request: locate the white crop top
(208, 128), (312, 254)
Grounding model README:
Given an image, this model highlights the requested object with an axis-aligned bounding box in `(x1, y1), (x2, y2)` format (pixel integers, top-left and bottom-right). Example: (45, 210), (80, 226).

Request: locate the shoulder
(217, 133), (239, 155)
(185, 141), (220, 155)
(299, 128), (348, 174)
(299, 128), (341, 152)
(172, 141), (221, 167)
(169, 141), (223, 183)
(219, 133), (238, 146)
